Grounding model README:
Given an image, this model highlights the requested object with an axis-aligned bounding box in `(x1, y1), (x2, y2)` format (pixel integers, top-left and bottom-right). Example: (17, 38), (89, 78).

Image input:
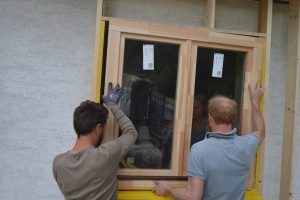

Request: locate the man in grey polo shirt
(154, 82), (265, 200)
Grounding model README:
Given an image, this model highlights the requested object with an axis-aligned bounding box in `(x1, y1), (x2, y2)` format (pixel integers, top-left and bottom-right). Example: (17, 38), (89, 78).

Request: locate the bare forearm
(248, 83), (265, 142)
(251, 102), (265, 142)
(169, 188), (191, 200)
(154, 178), (202, 200)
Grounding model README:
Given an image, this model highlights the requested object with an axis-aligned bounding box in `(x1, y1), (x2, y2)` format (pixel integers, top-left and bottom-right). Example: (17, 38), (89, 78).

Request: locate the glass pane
(120, 39), (179, 169)
(190, 47), (245, 147)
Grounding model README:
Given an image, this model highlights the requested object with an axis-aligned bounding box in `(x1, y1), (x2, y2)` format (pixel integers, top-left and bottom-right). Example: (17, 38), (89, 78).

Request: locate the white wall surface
(103, 0), (206, 27)
(263, 3), (288, 200)
(292, 4), (300, 198)
(0, 0), (96, 199)
(0, 0), (294, 200)
(215, 0), (259, 32)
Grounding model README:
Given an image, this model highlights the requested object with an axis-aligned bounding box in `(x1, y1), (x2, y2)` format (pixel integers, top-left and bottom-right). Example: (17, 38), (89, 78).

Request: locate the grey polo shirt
(188, 128), (260, 200)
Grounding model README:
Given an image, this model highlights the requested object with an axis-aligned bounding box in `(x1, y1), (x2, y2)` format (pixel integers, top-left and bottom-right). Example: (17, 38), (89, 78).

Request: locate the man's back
(189, 129), (260, 200)
(53, 146), (120, 200)
(53, 106), (138, 200)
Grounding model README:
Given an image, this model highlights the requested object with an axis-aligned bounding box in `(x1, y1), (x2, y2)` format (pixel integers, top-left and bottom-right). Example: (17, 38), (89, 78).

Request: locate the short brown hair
(208, 96), (237, 125)
(73, 100), (109, 137)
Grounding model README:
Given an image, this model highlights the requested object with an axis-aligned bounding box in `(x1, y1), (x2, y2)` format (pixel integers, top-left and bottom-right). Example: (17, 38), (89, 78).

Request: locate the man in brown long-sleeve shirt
(53, 83), (137, 200)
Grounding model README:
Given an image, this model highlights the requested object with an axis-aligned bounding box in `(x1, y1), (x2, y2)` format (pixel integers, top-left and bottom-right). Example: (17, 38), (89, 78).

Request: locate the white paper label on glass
(143, 44), (154, 70)
(212, 53), (224, 78)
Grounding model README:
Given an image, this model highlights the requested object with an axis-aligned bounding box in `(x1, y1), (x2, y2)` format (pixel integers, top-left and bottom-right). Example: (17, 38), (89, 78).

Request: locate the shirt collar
(206, 128), (237, 139)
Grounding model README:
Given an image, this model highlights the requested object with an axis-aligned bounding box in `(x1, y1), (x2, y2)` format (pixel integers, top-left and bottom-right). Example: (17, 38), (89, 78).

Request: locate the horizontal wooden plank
(118, 180), (187, 190)
(117, 189), (264, 200)
(103, 17), (264, 48)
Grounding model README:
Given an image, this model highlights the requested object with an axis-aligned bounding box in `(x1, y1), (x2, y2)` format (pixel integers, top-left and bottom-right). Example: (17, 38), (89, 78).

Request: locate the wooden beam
(102, 16), (265, 37)
(280, 0), (300, 199)
(205, 0), (216, 28)
(257, 0), (273, 195)
(91, 0), (103, 102)
(107, 18), (264, 48)
(258, 0), (272, 33)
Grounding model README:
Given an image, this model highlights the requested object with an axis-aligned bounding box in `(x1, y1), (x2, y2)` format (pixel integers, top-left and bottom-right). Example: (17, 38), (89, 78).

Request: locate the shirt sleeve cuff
(188, 171), (206, 180)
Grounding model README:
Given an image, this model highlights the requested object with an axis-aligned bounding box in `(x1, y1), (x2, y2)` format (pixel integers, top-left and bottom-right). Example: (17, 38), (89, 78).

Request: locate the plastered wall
(103, 0), (206, 27)
(0, 0), (293, 200)
(295, 82), (300, 199)
(0, 0), (96, 199)
(263, 3), (288, 200)
(215, 0), (259, 32)
(292, 11), (300, 199)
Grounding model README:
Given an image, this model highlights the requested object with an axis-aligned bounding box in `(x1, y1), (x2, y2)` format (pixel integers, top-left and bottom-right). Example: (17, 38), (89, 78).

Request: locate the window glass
(190, 47), (245, 146)
(120, 39), (179, 169)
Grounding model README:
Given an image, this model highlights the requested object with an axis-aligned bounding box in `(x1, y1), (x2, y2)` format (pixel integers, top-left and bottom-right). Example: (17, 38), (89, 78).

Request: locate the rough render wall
(0, 0), (292, 199)
(215, 0), (259, 32)
(293, 80), (300, 194)
(295, 80), (300, 198)
(263, 3), (288, 200)
(292, 7), (300, 200)
(103, 0), (206, 27)
(0, 0), (96, 199)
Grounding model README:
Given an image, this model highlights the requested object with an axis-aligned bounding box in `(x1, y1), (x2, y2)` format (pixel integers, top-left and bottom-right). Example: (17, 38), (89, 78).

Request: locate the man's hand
(153, 181), (171, 196)
(248, 82), (264, 108)
(102, 82), (124, 108)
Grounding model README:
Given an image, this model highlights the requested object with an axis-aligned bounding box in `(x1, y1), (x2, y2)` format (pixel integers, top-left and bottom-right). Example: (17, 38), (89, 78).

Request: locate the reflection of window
(120, 39), (179, 169)
(190, 95), (208, 147)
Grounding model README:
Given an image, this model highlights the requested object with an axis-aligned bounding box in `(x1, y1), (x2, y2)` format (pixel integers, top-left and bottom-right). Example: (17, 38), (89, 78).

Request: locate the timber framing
(91, 0), (294, 199)
(91, 0), (104, 102)
(257, 0), (273, 195)
(102, 17), (263, 190)
(205, 0), (216, 28)
(280, 0), (300, 199)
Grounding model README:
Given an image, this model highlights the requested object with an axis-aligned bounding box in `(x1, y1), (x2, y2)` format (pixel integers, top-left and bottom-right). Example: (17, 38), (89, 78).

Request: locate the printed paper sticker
(212, 53), (224, 78)
(143, 44), (154, 70)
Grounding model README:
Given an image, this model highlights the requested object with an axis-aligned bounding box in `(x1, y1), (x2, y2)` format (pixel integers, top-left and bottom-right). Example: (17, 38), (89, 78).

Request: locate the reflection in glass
(190, 95), (208, 146)
(120, 39), (179, 169)
(190, 48), (245, 146)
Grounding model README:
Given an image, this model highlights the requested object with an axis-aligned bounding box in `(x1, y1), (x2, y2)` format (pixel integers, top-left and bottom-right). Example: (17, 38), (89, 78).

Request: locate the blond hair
(208, 96), (237, 125)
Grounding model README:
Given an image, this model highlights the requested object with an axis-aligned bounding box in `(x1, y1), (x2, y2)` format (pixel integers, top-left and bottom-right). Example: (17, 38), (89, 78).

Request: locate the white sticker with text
(143, 44), (154, 70)
(212, 53), (224, 78)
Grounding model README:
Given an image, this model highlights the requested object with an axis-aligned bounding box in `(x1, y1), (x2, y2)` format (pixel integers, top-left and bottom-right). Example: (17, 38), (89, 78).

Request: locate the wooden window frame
(183, 42), (263, 190)
(103, 18), (264, 190)
(115, 34), (188, 177)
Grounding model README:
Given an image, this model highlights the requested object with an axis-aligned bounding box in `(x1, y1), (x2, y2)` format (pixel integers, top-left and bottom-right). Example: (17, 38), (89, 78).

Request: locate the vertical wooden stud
(91, 0), (104, 101)
(256, 0), (273, 194)
(206, 0), (216, 29)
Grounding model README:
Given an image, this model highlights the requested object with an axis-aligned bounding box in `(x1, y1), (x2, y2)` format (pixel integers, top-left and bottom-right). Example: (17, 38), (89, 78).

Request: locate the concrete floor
(0, 0), (96, 199)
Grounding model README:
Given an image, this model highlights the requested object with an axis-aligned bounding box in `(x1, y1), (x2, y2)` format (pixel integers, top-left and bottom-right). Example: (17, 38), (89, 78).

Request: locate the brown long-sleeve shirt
(53, 106), (137, 200)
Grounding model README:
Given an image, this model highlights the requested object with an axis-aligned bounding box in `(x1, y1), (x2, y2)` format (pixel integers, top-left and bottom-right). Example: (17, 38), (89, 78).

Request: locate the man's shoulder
(53, 152), (69, 166)
(233, 133), (260, 156)
(238, 132), (260, 143)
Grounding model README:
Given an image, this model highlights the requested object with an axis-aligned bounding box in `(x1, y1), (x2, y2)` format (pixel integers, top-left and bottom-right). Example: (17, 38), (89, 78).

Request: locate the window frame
(105, 29), (190, 178)
(102, 18), (264, 189)
(182, 42), (262, 189)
